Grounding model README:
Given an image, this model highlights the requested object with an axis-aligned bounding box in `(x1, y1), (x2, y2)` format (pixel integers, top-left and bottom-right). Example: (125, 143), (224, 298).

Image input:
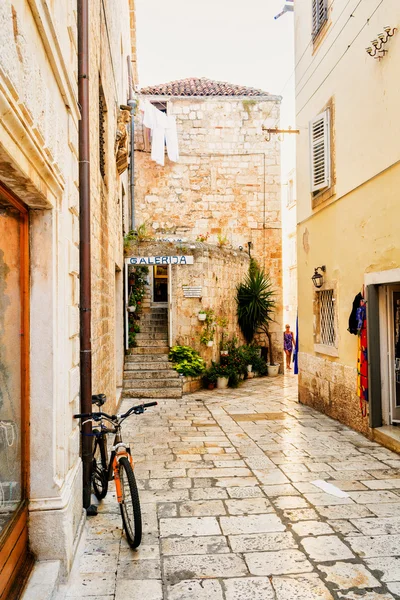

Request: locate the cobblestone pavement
(57, 375), (400, 600)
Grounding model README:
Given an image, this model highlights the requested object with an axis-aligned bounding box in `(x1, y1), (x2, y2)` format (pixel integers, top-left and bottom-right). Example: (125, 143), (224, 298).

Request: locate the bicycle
(74, 394), (157, 548)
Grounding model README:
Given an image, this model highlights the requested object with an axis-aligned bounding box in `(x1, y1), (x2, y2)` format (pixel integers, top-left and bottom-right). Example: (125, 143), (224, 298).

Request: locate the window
(99, 80), (107, 180)
(312, 0), (328, 40)
(310, 109), (330, 194)
(319, 289), (335, 346)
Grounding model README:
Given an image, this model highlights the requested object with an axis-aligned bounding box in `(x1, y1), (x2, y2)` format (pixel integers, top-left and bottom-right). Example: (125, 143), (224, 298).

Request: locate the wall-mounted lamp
(366, 26), (397, 58)
(312, 266), (326, 289)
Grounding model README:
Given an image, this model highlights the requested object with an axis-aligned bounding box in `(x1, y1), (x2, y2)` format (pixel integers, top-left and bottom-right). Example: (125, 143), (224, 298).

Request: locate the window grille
(319, 289), (336, 346)
(99, 84), (106, 179)
(312, 0), (328, 40)
(310, 109), (330, 193)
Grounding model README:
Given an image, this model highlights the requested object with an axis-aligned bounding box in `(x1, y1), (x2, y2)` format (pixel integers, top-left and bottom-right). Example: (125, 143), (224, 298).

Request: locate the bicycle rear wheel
(93, 434), (108, 500)
(118, 456), (142, 548)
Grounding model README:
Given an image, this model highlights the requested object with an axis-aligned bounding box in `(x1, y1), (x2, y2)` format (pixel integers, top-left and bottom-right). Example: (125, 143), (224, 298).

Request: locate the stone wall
(298, 352), (370, 436)
(89, 0), (134, 411)
(133, 95), (283, 366)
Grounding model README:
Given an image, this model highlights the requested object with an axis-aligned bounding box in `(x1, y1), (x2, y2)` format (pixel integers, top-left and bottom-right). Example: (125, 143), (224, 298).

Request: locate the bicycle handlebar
(73, 401), (157, 421)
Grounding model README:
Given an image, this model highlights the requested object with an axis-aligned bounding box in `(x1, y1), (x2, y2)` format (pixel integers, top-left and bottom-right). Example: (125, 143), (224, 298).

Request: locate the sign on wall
(183, 286), (202, 298)
(126, 255), (194, 266)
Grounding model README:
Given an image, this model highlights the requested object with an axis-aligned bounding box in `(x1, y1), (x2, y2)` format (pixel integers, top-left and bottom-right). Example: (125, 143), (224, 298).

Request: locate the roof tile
(139, 77), (269, 97)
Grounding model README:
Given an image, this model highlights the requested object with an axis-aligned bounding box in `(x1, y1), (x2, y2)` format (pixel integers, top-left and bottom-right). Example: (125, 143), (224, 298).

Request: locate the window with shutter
(312, 0), (328, 40)
(310, 109), (330, 193)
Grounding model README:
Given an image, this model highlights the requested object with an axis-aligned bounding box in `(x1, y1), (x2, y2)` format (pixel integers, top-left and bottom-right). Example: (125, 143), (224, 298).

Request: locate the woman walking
(283, 324), (295, 370)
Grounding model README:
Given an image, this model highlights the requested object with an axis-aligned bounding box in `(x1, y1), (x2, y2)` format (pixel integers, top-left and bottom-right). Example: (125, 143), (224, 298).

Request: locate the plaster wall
(295, 0), (400, 431)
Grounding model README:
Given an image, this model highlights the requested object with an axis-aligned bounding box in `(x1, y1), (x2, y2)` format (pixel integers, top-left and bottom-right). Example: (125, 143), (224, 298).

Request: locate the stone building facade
(133, 78), (283, 363)
(0, 0), (136, 594)
(295, 1), (400, 446)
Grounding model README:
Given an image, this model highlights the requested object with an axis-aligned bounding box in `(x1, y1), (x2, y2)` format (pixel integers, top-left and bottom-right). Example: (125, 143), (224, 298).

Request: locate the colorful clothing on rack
(356, 299), (368, 417)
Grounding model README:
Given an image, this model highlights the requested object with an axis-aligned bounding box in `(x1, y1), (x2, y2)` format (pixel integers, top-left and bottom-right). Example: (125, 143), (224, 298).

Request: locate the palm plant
(236, 269), (277, 364)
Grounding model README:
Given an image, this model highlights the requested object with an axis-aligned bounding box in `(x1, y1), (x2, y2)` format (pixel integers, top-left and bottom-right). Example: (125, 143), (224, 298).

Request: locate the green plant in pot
(236, 268), (279, 376)
(169, 345), (206, 377)
(203, 365), (218, 389)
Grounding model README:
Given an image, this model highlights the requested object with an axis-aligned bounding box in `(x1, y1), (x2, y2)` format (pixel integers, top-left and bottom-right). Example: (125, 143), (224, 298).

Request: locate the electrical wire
(296, 0), (364, 99)
(296, 0), (385, 116)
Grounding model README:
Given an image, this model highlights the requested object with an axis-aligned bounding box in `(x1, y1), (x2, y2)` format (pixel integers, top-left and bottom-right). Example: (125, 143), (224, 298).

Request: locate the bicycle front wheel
(118, 456), (142, 548)
(93, 435), (108, 500)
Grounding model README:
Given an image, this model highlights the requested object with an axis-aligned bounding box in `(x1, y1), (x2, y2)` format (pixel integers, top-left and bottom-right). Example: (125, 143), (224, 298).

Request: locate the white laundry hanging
(141, 100), (179, 166)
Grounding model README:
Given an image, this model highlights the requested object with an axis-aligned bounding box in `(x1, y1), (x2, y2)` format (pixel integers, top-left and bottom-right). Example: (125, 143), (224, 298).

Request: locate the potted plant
(217, 316), (229, 356)
(169, 345), (206, 377)
(214, 363), (230, 389)
(198, 309), (207, 322)
(203, 365), (218, 390)
(200, 309), (216, 347)
(236, 267), (279, 376)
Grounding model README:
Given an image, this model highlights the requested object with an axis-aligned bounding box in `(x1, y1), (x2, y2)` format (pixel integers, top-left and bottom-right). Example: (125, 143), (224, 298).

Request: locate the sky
(135, 0), (296, 174)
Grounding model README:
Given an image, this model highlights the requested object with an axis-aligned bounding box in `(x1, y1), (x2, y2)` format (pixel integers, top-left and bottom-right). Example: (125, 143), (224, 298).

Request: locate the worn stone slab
(187, 468), (252, 478)
(300, 535), (354, 561)
(303, 493), (354, 507)
(115, 579), (162, 600)
(318, 562), (380, 589)
(214, 477), (259, 488)
(361, 479), (400, 489)
(346, 534), (400, 557)
(291, 521), (334, 537)
(337, 592), (395, 600)
(273, 573), (334, 600)
(190, 488), (228, 500)
(64, 573), (116, 597)
(365, 556), (400, 582)
(220, 514), (285, 535)
(253, 470), (290, 485)
(229, 532), (297, 553)
(316, 504), (373, 520)
(350, 516), (400, 535)
(245, 549), (313, 576)
(179, 500), (226, 516)
(348, 491), (400, 504)
(160, 517), (220, 537)
(161, 535), (229, 556)
(225, 498), (272, 515)
(283, 508), (319, 522)
(163, 554), (248, 583)
(226, 486), (264, 498)
(167, 579), (224, 600)
(222, 577), (275, 599)
(116, 559), (161, 580)
(274, 496), (310, 510)
(366, 503), (400, 517)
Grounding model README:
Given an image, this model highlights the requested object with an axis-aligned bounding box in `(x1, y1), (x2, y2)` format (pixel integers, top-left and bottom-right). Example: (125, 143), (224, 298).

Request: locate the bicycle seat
(92, 394), (106, 407)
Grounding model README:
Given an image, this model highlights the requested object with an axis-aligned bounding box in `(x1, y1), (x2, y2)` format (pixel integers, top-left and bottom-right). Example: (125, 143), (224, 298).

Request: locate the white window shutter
(310, 109), (330, 193)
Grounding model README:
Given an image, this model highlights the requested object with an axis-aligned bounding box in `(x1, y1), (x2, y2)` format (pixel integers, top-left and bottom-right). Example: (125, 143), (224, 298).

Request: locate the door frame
(387, 285), (400, 423)
(0, 183), (31, 599)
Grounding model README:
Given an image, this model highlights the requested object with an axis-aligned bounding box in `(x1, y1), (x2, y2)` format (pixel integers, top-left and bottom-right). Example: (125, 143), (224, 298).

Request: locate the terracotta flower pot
(207, 383), (215, 390)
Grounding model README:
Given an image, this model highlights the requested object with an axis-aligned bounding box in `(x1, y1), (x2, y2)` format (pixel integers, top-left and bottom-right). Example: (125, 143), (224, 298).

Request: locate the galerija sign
(125, 255), (194, 266)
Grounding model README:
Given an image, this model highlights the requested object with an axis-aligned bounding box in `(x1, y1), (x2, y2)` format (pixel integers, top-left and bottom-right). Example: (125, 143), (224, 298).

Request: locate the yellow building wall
(295, 0), (400, 432)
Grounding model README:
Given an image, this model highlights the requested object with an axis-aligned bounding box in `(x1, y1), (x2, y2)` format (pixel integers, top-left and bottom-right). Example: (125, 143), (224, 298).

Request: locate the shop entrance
(0, 184), (31, 598)
(388, 285), (400, 423)
(152, 265), (168, 304)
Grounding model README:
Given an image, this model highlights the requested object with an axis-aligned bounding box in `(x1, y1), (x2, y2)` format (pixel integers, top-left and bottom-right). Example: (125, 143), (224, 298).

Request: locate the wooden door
(0, 183), (32, 599)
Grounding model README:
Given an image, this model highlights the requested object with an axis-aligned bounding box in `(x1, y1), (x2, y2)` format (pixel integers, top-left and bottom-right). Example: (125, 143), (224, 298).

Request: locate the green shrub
(169, 345), (206, 377)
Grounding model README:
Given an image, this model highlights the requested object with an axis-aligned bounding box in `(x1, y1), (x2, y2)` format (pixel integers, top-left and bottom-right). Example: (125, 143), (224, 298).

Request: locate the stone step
(125, 353), (169, 363)
(125, 361), (171, 371)
(139, 325), (168, 333)
(139, 319), (168, 326)
(122, 387), (182, 399)
(135, 339), (168, 348)
(123, 378), (182, 390)
(128, 346), (169, 355)
(124, 369), (179, 380)
(136, 332), (168, 341)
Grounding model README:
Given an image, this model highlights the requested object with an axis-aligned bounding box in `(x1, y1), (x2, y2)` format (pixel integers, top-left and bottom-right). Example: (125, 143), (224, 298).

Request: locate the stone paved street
(56, 375), (400, 599)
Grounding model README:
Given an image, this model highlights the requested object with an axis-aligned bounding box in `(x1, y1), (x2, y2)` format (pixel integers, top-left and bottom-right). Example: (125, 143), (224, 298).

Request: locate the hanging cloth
(294, 313), (299, 375)
(165, 115), (179, 162)
(348, 292), (363, 335)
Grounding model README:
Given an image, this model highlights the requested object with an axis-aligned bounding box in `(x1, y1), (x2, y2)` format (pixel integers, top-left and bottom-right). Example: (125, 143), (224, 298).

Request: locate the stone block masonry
(134, 95), (283, 367)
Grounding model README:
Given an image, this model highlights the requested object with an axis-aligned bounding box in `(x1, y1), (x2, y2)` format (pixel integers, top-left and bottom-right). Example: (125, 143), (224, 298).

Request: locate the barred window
(312, 0), (328, 40)
(99, 81), (107, 180)
(319, 289), (336, 346)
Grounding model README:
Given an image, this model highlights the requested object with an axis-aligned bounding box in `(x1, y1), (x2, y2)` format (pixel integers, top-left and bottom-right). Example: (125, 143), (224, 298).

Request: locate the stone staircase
(123, 306), (183, 399)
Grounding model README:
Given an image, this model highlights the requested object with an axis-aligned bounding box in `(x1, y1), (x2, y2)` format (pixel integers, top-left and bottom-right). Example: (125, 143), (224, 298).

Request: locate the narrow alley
(54, 376), (400, 600)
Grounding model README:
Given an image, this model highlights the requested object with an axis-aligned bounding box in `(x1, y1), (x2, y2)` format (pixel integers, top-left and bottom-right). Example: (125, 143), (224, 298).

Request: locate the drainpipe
(77, 0), (93, 512)
(127, 56), (136, 231)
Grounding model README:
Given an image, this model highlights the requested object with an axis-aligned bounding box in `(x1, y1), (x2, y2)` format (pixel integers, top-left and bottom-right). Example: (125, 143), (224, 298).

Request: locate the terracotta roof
(139, 77), (270, 97)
